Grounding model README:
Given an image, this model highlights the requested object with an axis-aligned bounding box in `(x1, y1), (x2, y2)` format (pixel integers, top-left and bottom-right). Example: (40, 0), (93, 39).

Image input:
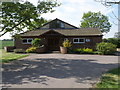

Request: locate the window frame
(22, 38), (33, 44)
(73, 38), (85, 44)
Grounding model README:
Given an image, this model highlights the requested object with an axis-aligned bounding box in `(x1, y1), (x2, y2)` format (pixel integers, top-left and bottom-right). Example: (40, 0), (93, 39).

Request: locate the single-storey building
(14, 18), (103, 51)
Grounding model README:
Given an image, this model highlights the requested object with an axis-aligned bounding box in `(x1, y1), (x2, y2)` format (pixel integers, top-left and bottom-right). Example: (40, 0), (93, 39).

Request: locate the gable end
(40, 18), (79, 29)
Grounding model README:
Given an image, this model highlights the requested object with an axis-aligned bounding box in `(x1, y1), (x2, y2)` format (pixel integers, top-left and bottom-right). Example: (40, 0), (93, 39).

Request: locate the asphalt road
(2, 54), (118, 88)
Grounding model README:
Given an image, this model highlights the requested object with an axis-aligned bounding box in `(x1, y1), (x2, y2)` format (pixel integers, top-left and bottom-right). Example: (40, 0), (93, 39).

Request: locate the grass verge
(96, 67), (120, 88)
(0, 49), (28, 63)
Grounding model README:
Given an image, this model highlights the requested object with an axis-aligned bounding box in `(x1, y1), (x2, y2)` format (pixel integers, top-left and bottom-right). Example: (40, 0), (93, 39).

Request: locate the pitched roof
(20, 28), (102, 37)
(20, 30), (49, 36)
(40, 18), (79, 29)
(55, 28), (102, 36)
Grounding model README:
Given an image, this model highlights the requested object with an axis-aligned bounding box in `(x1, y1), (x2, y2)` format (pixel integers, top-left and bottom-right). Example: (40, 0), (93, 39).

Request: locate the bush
(73, 48), (83, 54)
(83, 48), (93, 54)
(93, 51), (103, 55)
(14, 49), (25, 53)
(96, 42), (117, 55)
(62, 40), (72, 48)
(32, 38), (42, 47)
(26, 47), (37, 53)
(72, 48), (93, 54)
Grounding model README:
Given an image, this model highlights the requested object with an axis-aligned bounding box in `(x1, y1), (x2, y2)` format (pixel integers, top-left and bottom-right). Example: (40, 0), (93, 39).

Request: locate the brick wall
(14, 37), (47, 50)
(14, 35), (102, 51)
(64, 36), (102, 50)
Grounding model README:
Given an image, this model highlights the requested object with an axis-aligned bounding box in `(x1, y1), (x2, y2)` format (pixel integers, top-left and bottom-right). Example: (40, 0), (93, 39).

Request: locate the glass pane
(74, 39), (79, 42)
(28, 39), (32, 43)
(79, 39), (84, 42)
(61, 23), (64, 28)
(86, 39), (90, 42)
(22, 39), (27, 43)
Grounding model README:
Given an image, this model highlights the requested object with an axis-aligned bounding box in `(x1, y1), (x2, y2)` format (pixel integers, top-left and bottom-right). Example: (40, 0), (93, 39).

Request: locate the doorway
(47, 37), (60, 51)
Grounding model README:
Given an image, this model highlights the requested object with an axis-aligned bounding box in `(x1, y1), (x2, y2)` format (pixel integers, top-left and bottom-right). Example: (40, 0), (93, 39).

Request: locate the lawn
(0, 49), (28, 63)
(0, 40), (14, 49)
(96, 67), (120, 88)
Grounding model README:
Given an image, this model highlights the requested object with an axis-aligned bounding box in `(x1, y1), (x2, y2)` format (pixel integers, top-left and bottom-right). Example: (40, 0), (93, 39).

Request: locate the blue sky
(0, 0), (119, 39)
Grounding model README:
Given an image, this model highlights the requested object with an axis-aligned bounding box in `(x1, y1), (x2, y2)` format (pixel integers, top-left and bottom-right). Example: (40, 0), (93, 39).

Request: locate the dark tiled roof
(20, 30), (49, 36)
(55, 28), (102, 36)
(20, 28), (102, 37)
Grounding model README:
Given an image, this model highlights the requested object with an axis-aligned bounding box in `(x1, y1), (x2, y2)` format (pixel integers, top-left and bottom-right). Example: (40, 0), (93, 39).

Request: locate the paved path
(2, 54), (118, 88)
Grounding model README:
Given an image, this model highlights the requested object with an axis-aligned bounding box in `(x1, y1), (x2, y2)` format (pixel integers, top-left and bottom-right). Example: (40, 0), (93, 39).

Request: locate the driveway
(2, 54), (118, 88)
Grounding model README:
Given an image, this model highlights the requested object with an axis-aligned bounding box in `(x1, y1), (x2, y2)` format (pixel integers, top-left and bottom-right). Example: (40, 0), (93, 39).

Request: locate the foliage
(80, 11), (111, 33)
(0, 40), (14, 49)
(25, 47), (37, 53)
(114, 32), (120, 38)
(93, 51), (103, 55)
(72, 48), (93, 54)
(82, 48), (93, 54)
(96, 67), (120, 88)
(0, 0), (60, 37)
(32, 38), (42, 47)
(103, 38), (120, 48)
(14, 49), (25, 53)
(62, 40), (72, 48)
(0, 49), (28, 63)
(96, 42), (117, 55)
(72, 48), (84, 54)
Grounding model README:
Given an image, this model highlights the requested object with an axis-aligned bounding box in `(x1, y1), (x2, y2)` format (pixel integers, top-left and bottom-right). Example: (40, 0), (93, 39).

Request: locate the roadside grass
(96, 67), (120, 88)
(0, 40), (14, 49)
(0, 49), (28, 63)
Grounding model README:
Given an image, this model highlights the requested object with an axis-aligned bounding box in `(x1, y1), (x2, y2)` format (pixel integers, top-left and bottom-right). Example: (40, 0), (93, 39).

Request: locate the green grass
(0, 40), (14, 49)
(96, 67), (120, 88)
(0, 49), (28, 63)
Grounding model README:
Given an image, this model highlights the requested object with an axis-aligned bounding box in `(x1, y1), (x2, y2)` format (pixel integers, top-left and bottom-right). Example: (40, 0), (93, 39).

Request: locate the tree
(0, 0), (60, 37)
(94, 0), (120, 22)
(103, 38), (120, 48)
(80, 11), (112, 33)
(114, 32), (120, 38)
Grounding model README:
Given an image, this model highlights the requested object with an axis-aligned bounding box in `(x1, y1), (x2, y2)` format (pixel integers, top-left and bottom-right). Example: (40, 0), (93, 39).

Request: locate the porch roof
(20, 28), (102, 37)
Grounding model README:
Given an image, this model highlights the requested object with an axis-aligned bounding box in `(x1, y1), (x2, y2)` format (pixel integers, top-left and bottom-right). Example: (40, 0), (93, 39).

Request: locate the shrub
(32, 38), (42, 47)
(26, 47), (37, 53)
(96, 42), (117, 55)
(62, 40), (72, 48)
(14, 49), (25, 53)
(73, 48), (83, 54)
(72, 48), (93, 54)
(83, 48), (93, 54)
(93, 51), (103, 55)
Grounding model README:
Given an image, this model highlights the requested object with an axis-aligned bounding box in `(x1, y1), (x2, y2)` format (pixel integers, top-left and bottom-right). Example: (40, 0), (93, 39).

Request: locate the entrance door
(47, 37), (60, 51)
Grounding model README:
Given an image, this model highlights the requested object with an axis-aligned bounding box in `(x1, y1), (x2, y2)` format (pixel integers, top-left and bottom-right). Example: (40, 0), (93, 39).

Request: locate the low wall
(4, 46), (15, 52)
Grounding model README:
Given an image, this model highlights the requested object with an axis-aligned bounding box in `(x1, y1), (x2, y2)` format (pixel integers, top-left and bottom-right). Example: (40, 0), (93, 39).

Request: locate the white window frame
(22, 38), (33, 44)
(73, 38), (85, 44)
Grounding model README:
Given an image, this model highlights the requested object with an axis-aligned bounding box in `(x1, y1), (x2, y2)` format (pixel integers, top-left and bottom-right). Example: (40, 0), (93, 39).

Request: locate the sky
(0, 0), (119, 40)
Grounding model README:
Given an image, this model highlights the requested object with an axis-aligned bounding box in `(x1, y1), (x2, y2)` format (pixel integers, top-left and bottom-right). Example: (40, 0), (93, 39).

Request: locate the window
(73, 38), (85, 43)
(22, 38), (33, 44)
(49, 21), (65, 29)
(60, 22), (65, 28)
(86, 39), (90, 42)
